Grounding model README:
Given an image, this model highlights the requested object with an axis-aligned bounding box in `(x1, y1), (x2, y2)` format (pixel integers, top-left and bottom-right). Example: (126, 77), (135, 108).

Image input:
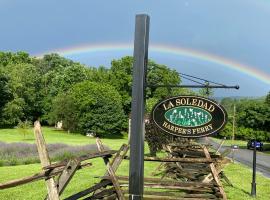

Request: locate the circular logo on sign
(151, 95), (227, 138)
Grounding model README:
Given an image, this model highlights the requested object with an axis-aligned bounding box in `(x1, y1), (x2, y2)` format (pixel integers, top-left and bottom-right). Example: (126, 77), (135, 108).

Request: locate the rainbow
(35, 43), (270, 85)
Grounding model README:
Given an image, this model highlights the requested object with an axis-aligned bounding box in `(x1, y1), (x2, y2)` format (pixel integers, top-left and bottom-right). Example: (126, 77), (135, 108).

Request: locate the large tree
(1, 63), (42, 125)
(265, 91), (270, 106)
(49, 81), (125, 135)
(110, 56), (182, 114)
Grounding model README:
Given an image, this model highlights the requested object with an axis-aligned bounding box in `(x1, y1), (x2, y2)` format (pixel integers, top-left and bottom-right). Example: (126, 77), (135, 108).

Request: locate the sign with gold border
(151, 95), (227, 137)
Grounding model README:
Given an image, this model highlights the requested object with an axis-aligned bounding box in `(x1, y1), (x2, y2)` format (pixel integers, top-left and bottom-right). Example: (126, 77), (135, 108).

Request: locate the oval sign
(151, 95), (228, 138)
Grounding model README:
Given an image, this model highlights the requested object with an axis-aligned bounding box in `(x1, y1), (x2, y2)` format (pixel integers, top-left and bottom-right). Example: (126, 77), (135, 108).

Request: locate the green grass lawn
(0, 127), (270, 199)
(0, 157), (269, 199)
(0, 126), (128, 149)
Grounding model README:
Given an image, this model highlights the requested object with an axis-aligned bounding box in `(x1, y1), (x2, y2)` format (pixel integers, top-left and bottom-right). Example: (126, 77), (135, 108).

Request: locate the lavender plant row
(0, 142), (109, 166)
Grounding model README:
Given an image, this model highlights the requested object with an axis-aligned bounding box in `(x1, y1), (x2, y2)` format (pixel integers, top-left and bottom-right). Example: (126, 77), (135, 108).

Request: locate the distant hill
(213, 96), (266, 102)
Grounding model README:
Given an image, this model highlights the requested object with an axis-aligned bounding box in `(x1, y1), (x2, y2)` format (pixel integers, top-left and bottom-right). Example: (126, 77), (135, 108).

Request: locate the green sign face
(165, 106), (212, 127)
(151, 95), (228, 138)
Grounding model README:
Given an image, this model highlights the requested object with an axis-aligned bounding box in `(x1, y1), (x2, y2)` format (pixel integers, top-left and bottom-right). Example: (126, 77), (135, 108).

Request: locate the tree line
(0, 51), (269, 140)
(0, 52), (193, 135)
(220, 95), (270, 141)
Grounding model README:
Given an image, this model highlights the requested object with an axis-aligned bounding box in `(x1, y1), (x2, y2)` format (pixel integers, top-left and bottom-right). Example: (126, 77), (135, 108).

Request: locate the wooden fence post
(34, 121), (59, 200)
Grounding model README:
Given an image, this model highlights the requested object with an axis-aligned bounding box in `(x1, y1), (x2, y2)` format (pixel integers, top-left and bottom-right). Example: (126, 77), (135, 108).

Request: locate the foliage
(110, 56), (182, 115)
(0, 71), (12, 124)
(146, 97), (159, 114)
(265, 91), (270, 106)
(146, 60), (181, 99)
(50, 81), (126, 135)
(198, 82), (214, 97)
(17, 120), (32, 139)
(35, 53), (74, 74)
(49, 93), (78, 132)
(1, 98), (25, 127)
(0, 51), (269, 140)
(237, 101), (270, 132)
(220, 97), (270, 141)
(0, 51), (32, 67)
(145, 121), (169, 156)
(0, 63), (42, 125)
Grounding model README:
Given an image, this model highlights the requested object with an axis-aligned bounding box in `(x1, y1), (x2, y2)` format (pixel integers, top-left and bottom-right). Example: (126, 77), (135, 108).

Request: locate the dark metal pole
(251, 140), (257, 197)
(129, 14), (150, 200)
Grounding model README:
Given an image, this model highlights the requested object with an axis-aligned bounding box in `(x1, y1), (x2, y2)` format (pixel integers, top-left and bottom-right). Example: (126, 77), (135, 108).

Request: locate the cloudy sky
(1, 0), (270, 97)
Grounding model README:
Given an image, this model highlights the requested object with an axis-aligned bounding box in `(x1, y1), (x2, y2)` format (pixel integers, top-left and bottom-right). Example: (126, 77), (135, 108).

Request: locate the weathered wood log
(0, 166), (64, 190)
(64, 180), (112, 200)
(34, 121), (59, 200)
(202, 146), (227, 200)
(0, 162), (92, 190)
(120, 183), (213, 192)
(56, 159), (80, 195)
(142, 191), (218, 199)
(84, 188), (116, 199)
(43, 150), (117, 170)
(122, 189), (218, 199)
(142, 195), (214, 200)
(104, 144), (129, 177)
(101, 175), (215, 187)
(96, 138), (124, 200)
(143, 156), (215, 163)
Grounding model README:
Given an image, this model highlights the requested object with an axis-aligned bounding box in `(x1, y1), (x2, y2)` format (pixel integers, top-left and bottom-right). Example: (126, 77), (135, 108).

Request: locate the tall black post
(251, 141), (257, 197)
(129, 14), (150, 200)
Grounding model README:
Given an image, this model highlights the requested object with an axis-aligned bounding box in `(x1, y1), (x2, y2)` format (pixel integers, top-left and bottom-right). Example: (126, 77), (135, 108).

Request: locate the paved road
(200, 137), (270, 178)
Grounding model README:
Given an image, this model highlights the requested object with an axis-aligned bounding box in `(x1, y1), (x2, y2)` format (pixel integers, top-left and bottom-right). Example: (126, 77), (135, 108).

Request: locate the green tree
(35, 53), (74, 75)
(237, 100), (270, 132)
(198, 82), (214, 97)
(0, 71), (12, 114)
(17, 120), (32, 139)
(41, 62), (91, 122)
(110, 56), (182, 114)
(2, 63), (42, 124)
(49, 93), (78, 132)
(1, 98), (25, 126)
(50, 81), (125, 135)
(265, 91), (270, 106)
(0, 51), (32, 67)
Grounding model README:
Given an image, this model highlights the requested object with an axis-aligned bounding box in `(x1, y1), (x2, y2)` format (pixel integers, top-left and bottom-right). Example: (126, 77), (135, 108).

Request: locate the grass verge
(0, 160), (269, 199)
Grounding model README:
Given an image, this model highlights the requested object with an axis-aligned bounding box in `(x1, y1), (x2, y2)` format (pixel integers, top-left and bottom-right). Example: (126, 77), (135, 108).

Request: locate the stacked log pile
(159, 142), (229, 181)
(144, 140), (231, 200)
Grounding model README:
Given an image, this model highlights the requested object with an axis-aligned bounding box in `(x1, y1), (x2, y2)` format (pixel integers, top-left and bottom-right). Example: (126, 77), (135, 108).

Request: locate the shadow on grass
(99, 134), (125, 139)
(22, 138), (35, 141)
(227, 185), (251, 196)
(49, 128), (126, 139)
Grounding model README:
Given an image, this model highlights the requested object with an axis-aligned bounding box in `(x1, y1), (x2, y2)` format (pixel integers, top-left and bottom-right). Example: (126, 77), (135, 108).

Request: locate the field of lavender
(0, 142), (106, 166)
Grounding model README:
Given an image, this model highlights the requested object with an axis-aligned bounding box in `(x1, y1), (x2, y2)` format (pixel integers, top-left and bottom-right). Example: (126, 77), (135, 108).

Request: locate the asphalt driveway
(201, 137), (270, 178)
